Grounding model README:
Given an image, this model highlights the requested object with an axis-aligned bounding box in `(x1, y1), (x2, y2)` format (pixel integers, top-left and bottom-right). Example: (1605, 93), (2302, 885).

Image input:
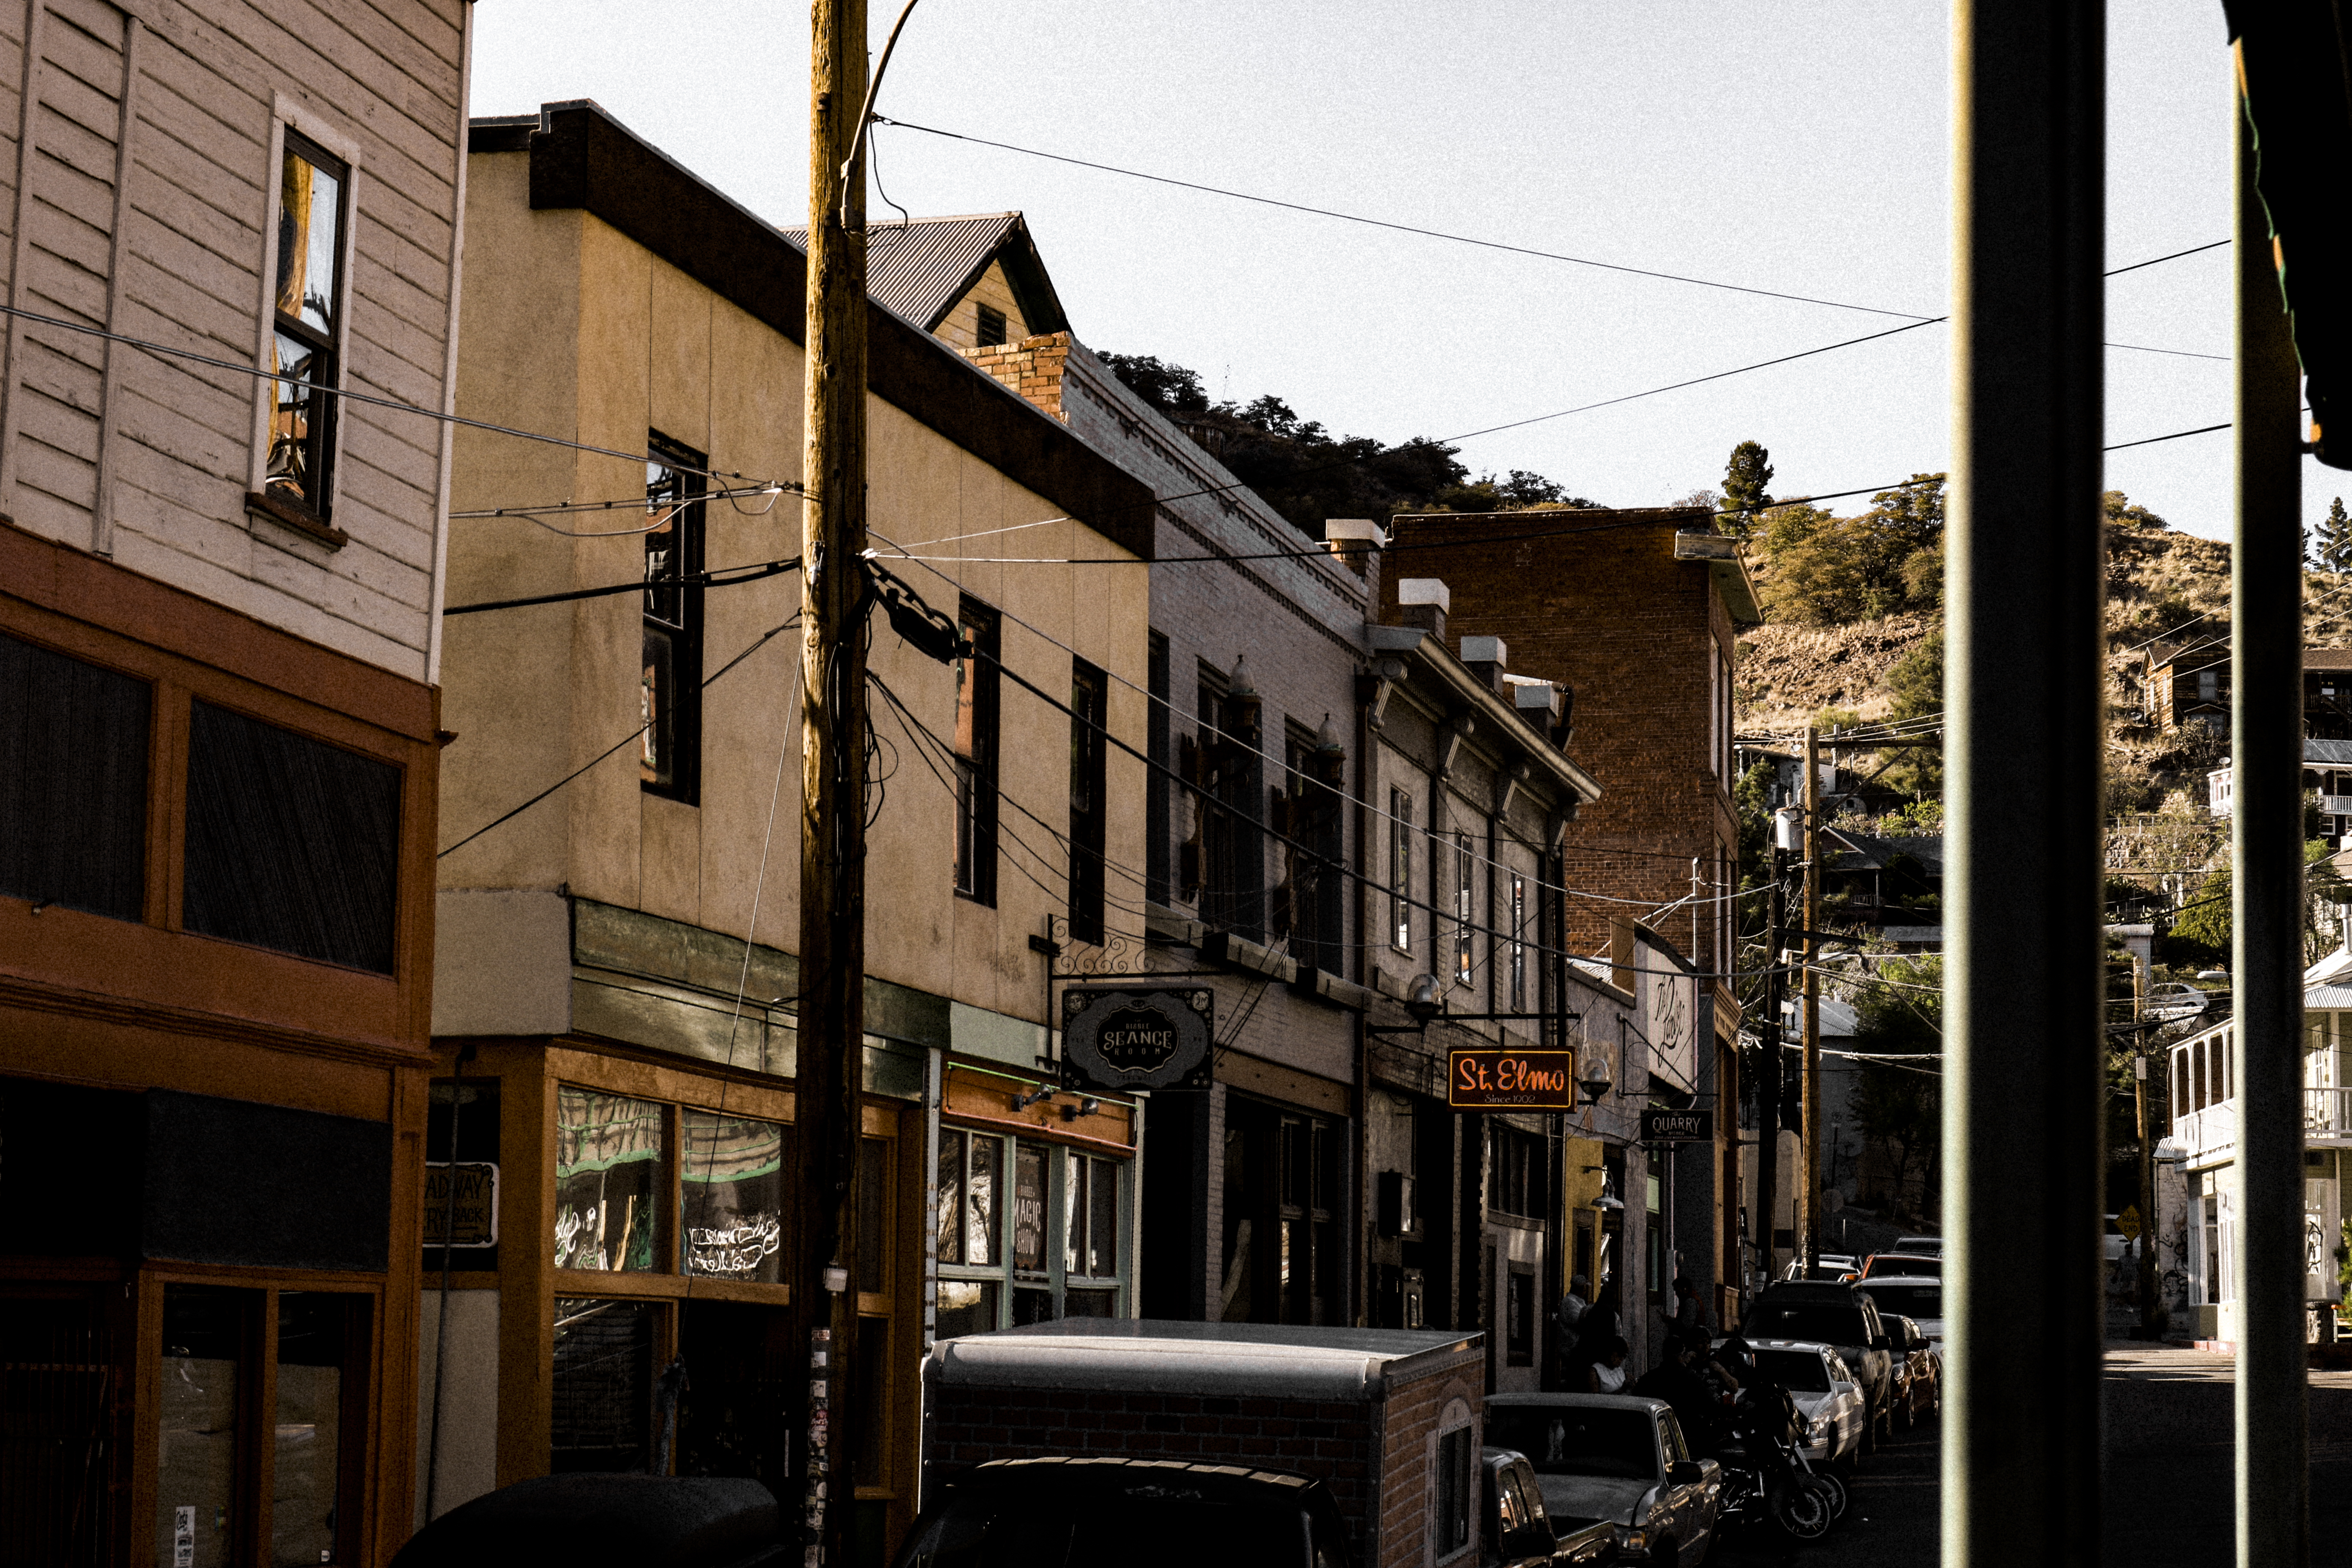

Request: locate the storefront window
(556, 1088), (667, 1272)
(681, 1111), (784, 1283)
(153, 1285), (366, 1568)
(936, 1124), (1128, 1334)
(551, 1298), (653, 1473)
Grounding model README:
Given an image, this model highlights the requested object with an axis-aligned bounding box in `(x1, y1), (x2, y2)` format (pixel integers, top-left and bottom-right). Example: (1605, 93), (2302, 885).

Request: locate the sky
(470, 0), (2341, 544)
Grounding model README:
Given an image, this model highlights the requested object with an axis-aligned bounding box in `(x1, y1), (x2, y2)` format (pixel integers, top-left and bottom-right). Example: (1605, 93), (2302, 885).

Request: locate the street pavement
(1699, 1338), (2352, 1566)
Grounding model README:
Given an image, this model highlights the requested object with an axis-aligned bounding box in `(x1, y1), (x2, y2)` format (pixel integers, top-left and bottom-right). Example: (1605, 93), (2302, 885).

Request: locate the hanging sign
(423, 1162), (499, 1248)
(1641, 1108), (1714, 1143)
(1448, 1047), (1578, 1111)
(1635, 928), (1700, 1094)
(1060, 987), (1215, 1092)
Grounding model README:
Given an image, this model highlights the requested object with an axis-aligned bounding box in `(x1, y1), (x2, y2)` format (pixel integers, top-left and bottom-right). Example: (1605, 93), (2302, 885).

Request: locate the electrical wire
(436, 613), (800, 858)
(443, 555), (801, 617)
(0, 299), (783, 487)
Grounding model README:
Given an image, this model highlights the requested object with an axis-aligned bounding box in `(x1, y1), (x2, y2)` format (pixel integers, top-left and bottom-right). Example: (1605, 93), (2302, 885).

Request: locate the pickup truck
(1485, 1447), (1618, 1566)
(1485, 1394), (1721, 1565)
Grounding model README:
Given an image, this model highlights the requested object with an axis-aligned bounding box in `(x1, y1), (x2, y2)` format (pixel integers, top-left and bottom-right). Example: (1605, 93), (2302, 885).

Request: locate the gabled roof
(779, 212), (1070, 335)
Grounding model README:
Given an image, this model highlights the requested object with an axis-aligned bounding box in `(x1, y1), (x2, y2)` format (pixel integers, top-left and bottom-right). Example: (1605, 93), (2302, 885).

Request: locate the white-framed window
(251, 101), (359, 529)
(935, 1124), (1129, 1337)
(1508, 871), (1527, 1012)
(1454, 832), (1474, 986)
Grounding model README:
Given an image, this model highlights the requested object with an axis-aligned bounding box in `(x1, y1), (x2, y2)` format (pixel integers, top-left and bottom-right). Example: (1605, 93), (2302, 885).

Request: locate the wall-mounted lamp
(1062, 1097), (1102, 1122)
(1577, 1051), (1616, 1108)
(1405, 973), (1445, 1025)
(1011, 1086), (1057, 1113)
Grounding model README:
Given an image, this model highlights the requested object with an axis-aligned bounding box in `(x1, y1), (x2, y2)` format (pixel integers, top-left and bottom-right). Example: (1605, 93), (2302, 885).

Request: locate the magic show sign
(1060, 987), (1215, 1093)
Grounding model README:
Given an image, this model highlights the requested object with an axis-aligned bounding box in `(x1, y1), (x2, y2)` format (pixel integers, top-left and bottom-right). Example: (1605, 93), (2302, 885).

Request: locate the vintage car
(1486, 1394), (1721, 1566)
(1484, 1446), (1618, 1566)
(1739, 1338), (1868, 1467)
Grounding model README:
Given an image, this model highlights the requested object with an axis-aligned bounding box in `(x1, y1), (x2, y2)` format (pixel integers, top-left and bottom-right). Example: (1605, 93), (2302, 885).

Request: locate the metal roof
(2308, 738), (2352, 765)
(778, 212), (1068, 334)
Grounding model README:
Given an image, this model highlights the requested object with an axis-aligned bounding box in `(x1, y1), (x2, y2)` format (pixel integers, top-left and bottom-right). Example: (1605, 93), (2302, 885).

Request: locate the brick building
(1381, 509), (1763, 1330)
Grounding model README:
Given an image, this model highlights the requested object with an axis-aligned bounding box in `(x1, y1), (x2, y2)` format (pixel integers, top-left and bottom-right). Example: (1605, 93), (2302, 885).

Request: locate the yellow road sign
(2116, 1205), (2142, 1241)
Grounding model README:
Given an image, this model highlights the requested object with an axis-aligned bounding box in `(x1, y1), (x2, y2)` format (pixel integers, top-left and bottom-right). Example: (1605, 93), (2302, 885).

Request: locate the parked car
(1891, 1235), (1943, 1255)
(888, 1455), (1354, 1568)
(1860, 1251), (1941, 1278)
(1738, 1339), (1867, 1468)
(1741, 1283), (1896, 1446)
(1487, 1394), (1723, 1566)
(1889, 1314), (1941, 1425)
(1852, 1276), (1945, 1357)
(1485, 1447), (1620, 1566)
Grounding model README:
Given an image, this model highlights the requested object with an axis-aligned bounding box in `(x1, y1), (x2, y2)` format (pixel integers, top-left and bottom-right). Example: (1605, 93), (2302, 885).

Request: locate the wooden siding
(0, 0), (465, 682)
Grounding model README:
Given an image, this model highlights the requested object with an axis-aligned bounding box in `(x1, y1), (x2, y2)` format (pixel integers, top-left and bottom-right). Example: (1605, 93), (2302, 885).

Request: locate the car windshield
(1486, 1406), (1659, 1482)
(1744, 1302), (1865, 1345)
(900, 1486), (1311, 1568)
(1865, 1255), (1941, 1278)
(1857, 1283), (1943, 1319)
(1751, 1349), (1831, 1392)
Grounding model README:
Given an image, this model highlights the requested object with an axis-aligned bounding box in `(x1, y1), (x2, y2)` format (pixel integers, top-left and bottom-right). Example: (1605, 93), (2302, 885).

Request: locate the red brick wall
(1372, 1357), (1484, 1568)
(963, 332), (1072, 420)
(924, 1383), (1379, 1555)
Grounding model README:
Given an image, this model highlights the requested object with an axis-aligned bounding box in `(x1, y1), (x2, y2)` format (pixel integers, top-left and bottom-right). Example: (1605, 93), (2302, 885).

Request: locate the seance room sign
(1060, 987), (1215, 1093)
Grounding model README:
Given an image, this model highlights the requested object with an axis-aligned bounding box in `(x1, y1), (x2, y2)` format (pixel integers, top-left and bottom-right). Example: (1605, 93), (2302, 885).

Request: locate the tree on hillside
(1759, 474), (1946, 626)
(1721, 440), (1774, 537)
(1877, 629), (1944, 795)
(1851, 956), (1942, 1217)
(2103, 490), (2168, 531)
(2320, 497), (2352, 573)
(1098, 350), (1591, 534)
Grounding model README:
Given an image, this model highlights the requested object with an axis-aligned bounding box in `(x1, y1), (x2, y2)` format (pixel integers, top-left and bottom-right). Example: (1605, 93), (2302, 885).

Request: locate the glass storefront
(935, 1124), (1131, 1334)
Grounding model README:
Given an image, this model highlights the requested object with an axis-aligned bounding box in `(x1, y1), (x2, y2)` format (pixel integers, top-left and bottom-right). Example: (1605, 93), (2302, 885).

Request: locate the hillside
(1735, 521), (2352, 813)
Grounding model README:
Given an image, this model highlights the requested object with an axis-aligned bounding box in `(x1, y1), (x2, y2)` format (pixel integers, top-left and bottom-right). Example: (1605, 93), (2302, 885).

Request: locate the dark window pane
(676, 1301), (792, 1489)
(1063, 1287), (1115, 1319)
(935, 1131), (965, 1267)
(853, 1318), (887, 1488)
(966, 1134), (1001, 1266)
(640, 443), (704, 802)
(1013, 1144), (1046, 1274)
(682, 1112), (784, 1283)
(183, 702), (399, 972)
(856, 1137), (889, 1294)
(552, 1298), (652, 1472)
(274, 1294), (358, 1568)
(1088, 1157), (1118, 1278)
(0, 632), (148, 920)
(935, 1279), (998, 1340)
(156, 1285), (252, 1568)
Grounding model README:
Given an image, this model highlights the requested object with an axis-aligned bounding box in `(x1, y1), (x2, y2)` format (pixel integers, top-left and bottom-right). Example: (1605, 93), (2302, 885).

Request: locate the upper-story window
(954, 598), (1001, 903)
(265, 132), (350, 521)
(642, 439), (706, 802)
(1067, 658), (1107, 944)
(1390, 790), (1414, 953)
(976, 303), (1007, 347)
(1508, 871), (1527, 1012)
(1453, 831), (1474, 985)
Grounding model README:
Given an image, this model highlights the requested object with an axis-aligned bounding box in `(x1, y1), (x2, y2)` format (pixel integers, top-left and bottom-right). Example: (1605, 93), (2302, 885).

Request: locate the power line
(874, 116), (1934, 322)
(0, 300), (787, 488)
(443, 555), (802, 616)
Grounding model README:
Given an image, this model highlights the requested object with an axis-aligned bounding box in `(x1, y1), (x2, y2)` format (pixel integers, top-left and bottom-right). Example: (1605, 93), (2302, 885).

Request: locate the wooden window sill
(247, 489), (347, 548)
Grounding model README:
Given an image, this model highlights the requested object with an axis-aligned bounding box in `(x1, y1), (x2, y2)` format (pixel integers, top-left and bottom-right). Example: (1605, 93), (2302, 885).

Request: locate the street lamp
(1405, 973), (1445, 1024)
(1577, 1049), (1615, 1107)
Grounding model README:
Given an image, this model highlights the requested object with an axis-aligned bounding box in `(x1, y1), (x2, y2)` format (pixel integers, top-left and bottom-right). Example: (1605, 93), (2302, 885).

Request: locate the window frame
(641, 435), (708, 804)
(1453, 830), (1474, 987)
(251, 107), (360, 534)
(934, 1122), (1131, 1332)
(1508, 870), (1526, 1012)
(976, 302), (1007, 347)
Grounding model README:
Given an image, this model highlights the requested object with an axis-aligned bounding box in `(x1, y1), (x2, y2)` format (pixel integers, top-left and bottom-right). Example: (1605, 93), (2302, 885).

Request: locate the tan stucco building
(424, 102), (1153, 1557)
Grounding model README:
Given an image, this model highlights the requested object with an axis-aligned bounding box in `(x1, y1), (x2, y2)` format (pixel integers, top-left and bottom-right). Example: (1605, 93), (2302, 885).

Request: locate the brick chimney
(964, 331), (1072, 421)
(1395, 578), (1449, 642)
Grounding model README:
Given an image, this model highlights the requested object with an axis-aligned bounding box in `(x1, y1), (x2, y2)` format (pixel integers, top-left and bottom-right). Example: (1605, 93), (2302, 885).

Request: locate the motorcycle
(1706, 1385), (1839, 1543)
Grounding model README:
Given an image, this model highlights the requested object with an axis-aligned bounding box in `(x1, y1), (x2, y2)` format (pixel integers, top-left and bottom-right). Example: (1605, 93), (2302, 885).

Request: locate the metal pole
(2231, 51), (2308, 1567)
(1803, 724), (1820, 1276)
(800, 0), (870, 1560)
(2136, 1054), (2163, 1338)
(1947, 3), (2107, 1563)
(1755, 840), (1784, 1290)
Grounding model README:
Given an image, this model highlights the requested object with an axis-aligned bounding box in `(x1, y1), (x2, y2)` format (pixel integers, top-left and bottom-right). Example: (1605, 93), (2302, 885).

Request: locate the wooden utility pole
(799, 0), (869, 1561)
(1803, 724), (1822, 1274)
